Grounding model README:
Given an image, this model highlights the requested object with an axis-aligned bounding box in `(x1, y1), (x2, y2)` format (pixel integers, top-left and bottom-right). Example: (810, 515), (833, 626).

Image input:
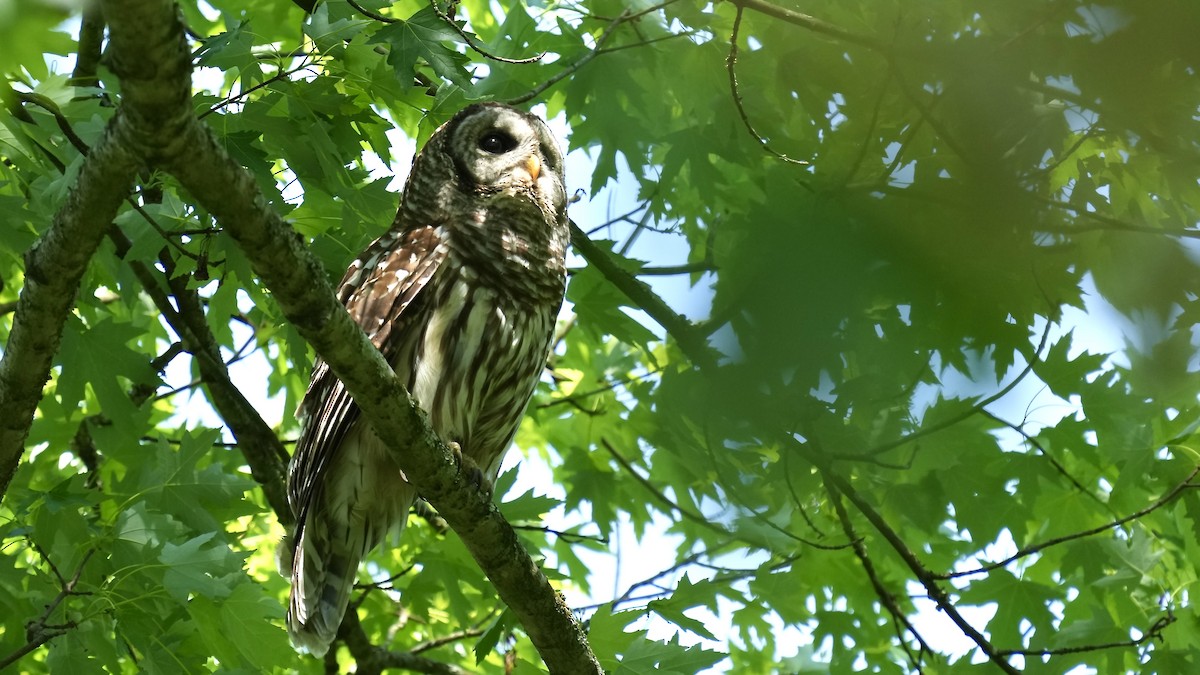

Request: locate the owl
(278, 103), (569, 655)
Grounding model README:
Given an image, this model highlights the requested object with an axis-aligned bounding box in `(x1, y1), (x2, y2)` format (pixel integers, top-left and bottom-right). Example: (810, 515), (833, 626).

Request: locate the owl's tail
(282, 491), (416, 655)
(279, 514), (368, 657)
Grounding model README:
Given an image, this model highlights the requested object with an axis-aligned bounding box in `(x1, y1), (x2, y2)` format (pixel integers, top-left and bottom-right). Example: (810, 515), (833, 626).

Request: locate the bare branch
(109, 229), (292, 522)
(338, 612), (472, 675)
(726, 7), (809, 166)
(843, 318), (1053, 460)
(998, 610), (1175, 658)
(346, 0), (395, 23)
(728, 0), (888, 52)
(601, 438), (724, 534)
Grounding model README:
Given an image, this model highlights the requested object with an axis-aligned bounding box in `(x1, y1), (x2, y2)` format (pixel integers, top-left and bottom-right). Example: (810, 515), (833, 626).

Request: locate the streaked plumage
(278, 103), (569, 655)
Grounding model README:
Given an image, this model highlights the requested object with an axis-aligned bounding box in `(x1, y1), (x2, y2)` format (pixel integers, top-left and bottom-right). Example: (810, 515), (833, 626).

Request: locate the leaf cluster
(3, 0), (1200, 673)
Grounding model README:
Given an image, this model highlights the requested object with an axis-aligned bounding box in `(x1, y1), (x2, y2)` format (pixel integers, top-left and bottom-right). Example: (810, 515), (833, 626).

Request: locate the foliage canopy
(2, 0), (1200, 673)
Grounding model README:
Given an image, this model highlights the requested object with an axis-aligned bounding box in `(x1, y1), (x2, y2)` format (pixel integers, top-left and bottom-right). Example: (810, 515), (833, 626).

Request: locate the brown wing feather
(287, 225), (446, 531)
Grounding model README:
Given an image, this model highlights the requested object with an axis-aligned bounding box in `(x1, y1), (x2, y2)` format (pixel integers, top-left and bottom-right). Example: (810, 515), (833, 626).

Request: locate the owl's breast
(403, 263), (558, 472)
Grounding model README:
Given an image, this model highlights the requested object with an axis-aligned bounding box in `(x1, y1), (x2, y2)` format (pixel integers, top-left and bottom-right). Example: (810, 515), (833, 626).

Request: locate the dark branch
(346, 0), (395, 23)
(726, 7), (809, 166)
(825, 474), (931, 668)
(0, 549), (95, 670)
(727, 0), (888, 52)
(569, 221), (715, 369)
(71, 3), (106, 89)
(108, 229), (292, 522)
(431, 0), (545, 65)
(997, 610), (1175, 658)
(819, 467), (1021, 674)
(942, 465), (1200, 581)
(338, 612), (471, 675)
(844, 318), (1053, 460)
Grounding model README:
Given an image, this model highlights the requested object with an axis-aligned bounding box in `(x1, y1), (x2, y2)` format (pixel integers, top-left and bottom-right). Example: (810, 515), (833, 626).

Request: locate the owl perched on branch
(277, 103), (569, 655)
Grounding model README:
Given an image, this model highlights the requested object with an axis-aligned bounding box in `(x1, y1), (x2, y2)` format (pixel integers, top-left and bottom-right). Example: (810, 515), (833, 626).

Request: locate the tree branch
(430, 0), (545, 65)
(108, 230), (292, 522)
(727, 0), (889, 52)
(727, 7), (808, 166)
(942, 465), (1200, 581)
(338, 612), (471, 675)
(505, 10), (628, 106)
(96, 2), (600, 671)
(818, 465), (1021, 674)
(569, 221), (715, 369)
(0, 549), (95, 670)
(0, 62), (153, 499)
(825, 475), (931, 669)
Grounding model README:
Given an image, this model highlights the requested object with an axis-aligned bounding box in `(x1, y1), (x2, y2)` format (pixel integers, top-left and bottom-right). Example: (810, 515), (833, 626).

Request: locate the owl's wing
(287, 224), (446, 525)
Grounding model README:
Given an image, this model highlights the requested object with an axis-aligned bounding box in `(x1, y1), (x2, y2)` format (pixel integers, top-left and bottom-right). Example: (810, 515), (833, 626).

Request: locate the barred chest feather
(404, 255), (560, 477)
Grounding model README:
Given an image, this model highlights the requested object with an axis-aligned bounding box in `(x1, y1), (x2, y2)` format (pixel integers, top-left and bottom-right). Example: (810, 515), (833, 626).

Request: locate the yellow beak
(524, 154), (541, 182)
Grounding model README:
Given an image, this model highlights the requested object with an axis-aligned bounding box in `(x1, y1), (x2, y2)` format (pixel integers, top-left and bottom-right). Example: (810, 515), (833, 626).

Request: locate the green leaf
(371, 7), (472, 89)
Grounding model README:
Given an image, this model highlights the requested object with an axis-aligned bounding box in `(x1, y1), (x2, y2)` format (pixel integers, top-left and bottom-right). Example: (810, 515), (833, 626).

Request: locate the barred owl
(278, 103), (569, 655)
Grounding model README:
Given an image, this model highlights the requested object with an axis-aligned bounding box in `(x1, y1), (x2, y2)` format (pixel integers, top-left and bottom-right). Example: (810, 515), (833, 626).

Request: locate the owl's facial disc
(449, 107), (566, 217)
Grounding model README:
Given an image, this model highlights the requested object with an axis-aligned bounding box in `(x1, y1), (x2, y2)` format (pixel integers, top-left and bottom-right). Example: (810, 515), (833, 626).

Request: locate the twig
(601, 438), (726, 535)
(700, 429), (849, 551)
(511, 524), (608, 544)
(505, 10), (629, 105)
(430, 0), (544, 64)
(728, 0), (888, 52)
(583, 0), (680, 23)
(820, 468), (1021, 674)
(942, 465), (1200, 580)
(346, 0), (395, 23)
(997, 610), (1175, 657)
(825, 478), (931, 668)
(979, 409), (1111, 511)
(538, 367), (661, 410)
(201, 60), (321, 118)
(0, 549), (96, 670)
(338, 611), (471, 675)
(639, 261), (717, 275)
(410, 617), (495, 654)
(612, 551), (707, 607)
(845, 318), (1053, 459)
(726, 7), (808, 166)
(16, 92), (92, 156)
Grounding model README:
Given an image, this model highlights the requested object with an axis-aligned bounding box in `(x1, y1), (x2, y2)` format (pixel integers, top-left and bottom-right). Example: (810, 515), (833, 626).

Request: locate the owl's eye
(478, 130), (518, 155)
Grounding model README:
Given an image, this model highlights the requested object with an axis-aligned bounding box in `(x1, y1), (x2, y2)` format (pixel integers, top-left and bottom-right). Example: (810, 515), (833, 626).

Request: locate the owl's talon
(448, 441), (491, 495)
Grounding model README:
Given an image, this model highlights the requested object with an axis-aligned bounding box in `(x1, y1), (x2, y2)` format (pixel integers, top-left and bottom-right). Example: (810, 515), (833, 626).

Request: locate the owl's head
(434, 103), (567, 221)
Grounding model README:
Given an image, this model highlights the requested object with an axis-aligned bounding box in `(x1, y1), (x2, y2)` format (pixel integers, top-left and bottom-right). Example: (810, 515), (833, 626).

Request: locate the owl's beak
(523, 154), (541, 182)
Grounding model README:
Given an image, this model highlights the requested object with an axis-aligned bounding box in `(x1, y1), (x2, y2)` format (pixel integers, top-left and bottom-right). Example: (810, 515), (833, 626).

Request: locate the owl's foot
(448, 441), (492, 496)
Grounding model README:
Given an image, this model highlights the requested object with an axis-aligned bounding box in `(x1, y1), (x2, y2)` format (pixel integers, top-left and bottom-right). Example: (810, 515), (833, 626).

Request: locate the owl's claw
(448, 441), (492, 496)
